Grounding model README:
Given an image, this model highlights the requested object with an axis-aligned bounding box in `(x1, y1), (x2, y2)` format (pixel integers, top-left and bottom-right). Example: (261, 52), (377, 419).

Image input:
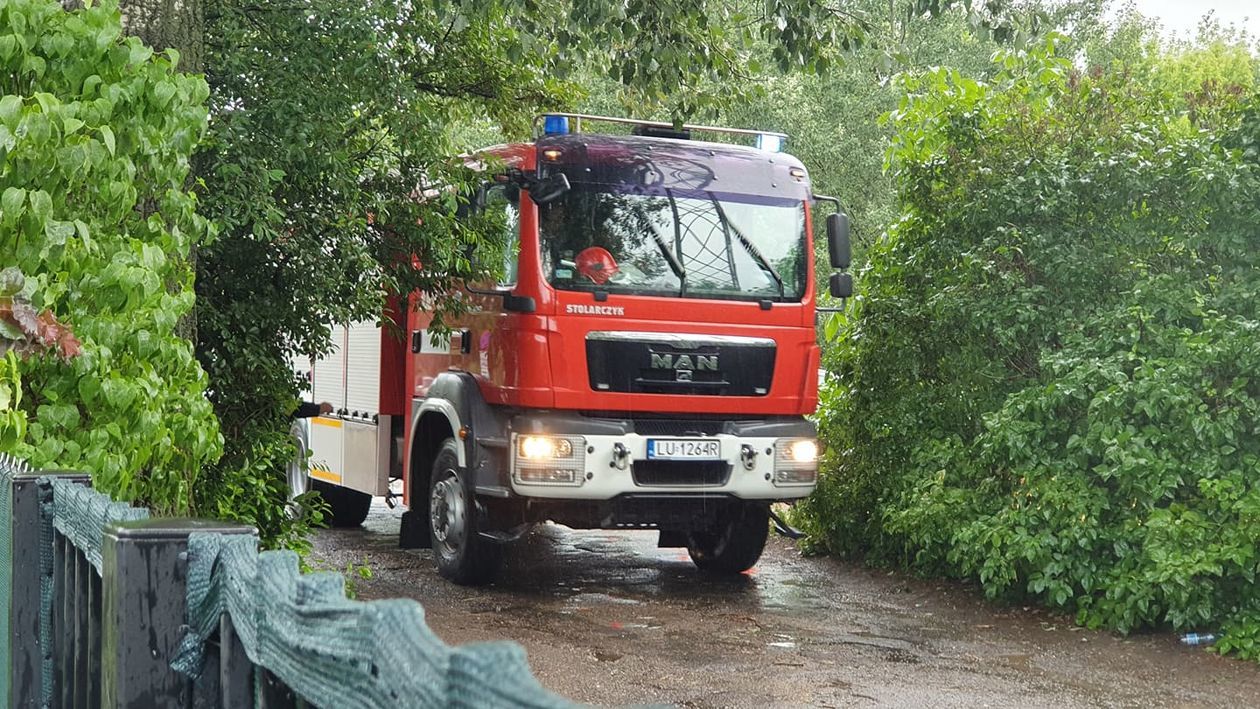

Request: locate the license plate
(646, 439), (721, 460)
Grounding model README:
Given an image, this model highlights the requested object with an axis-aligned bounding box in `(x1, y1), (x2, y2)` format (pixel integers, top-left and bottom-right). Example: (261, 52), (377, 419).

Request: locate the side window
(483, 183), (520, 287)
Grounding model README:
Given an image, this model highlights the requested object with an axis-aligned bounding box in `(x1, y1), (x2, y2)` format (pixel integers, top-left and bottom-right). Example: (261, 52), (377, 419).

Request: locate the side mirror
(528, 173), (571, 205)
(827, 212), (851, 270)
(829, 272), (853, 299)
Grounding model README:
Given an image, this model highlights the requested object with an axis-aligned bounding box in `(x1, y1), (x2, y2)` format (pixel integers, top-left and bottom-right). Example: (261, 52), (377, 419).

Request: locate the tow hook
(768, 509), (806, 540)
(612, 442), (631, 470)
(740, 443), (757, 470)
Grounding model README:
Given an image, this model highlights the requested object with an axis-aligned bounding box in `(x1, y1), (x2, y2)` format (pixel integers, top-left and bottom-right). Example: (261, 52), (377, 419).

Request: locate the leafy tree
(799, 32), (1260, 652)
(0, 0), (220, 510)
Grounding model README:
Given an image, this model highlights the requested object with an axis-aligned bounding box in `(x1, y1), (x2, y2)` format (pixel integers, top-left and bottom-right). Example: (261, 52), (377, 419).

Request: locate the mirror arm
(505, 168), (547, 194)
(813, 194), (840, 209)
(504, 167), (534, 189)
(465, 283), (536, 313)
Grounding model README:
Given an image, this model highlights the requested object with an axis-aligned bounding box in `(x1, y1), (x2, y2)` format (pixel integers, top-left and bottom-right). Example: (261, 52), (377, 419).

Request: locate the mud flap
(399, 509), (431, 549)
(768, 509), (806, 540)
(478, 522), (532, 544)
(658, 530), (688, 548)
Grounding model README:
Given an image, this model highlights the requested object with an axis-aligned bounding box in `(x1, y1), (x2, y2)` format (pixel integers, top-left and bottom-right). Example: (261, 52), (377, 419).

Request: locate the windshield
(538, 185), (806, 301)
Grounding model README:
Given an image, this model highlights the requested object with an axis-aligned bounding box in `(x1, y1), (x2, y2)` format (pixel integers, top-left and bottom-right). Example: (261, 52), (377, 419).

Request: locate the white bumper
(508, 432), (816, 500)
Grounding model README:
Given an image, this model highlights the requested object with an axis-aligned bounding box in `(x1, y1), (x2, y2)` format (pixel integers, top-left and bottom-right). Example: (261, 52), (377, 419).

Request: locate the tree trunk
(117, 0), (204, 73)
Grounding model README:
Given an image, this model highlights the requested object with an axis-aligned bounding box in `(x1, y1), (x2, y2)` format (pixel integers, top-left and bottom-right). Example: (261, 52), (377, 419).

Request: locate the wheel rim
(286, 457), (307, 499)
(430, 470), (466, 557)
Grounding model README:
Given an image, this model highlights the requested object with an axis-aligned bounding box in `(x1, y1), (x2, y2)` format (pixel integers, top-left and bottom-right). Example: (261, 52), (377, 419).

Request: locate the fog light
(775, 468), (818, 485)
(519, 468), (577, 484)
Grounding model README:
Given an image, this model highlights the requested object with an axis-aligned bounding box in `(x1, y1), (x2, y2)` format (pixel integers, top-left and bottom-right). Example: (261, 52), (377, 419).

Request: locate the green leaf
(0, 267), (23, 296)
(73, 219), (92, 250)
(0, 95), (20, 129)
(1, 187), (25, 223)
(128, 41), (153, 66)
(153, 81), (175, 109)
(0, 35), (17, 63)
(45, 220), (73, 246)
(29, 190), (51, 221)
(0, 319), (23, 340)
(99, 124), (114, 155)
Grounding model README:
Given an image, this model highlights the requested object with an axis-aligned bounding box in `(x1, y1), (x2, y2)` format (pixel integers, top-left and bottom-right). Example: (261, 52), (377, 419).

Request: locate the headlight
(773, 437), (819, 487)
(789, 439), (818, 464)
(519, 435), (573, 459)
(513, 434), (585, 486)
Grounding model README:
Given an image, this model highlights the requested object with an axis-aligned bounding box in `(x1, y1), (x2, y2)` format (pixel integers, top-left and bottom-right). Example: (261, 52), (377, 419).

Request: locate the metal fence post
(100, 519), (255, 709)
(1, 469), (89, 709)
(217, 613), (254, 709)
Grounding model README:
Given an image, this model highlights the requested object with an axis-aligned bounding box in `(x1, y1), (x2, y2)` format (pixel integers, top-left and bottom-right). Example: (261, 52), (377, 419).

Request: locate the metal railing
(0, 456), (575, 708)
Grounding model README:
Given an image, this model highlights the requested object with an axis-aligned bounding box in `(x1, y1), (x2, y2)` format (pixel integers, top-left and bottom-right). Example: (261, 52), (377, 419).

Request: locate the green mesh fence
(2, 457), (576, 709)
(172, 533), (578, 709)
(47, 477), (150, 573)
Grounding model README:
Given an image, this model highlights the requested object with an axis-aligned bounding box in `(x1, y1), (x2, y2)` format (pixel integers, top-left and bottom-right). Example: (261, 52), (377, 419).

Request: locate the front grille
(632, 419), (724, 436)
(586, 332), (775, 396)
(632, 460), (731, 487)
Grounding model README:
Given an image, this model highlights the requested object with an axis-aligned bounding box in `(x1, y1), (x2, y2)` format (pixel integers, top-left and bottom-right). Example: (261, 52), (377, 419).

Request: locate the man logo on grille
(650, 353), (718, 381)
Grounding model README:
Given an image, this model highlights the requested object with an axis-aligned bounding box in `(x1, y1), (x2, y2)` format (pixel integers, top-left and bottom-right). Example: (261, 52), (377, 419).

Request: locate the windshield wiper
(709, 196), (784, 298)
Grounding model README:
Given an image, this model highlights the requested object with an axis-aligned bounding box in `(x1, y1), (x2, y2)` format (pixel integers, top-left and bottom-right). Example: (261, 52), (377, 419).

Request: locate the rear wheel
(687, 503), (770, 574)
(287, 419), (372, 528)
(286, 420), (311, 512)
(429, 438), (501, 585)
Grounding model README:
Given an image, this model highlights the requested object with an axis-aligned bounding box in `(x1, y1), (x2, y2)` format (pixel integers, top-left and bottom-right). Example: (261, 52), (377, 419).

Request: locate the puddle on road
(566, 592), (642, 607)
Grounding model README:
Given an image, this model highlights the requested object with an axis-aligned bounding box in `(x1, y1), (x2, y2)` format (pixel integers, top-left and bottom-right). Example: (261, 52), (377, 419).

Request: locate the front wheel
(687, 503), (770, 574)
(429, 438), (502, 585)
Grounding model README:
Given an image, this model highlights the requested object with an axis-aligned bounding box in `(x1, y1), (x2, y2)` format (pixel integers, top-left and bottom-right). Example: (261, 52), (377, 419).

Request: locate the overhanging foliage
(799, 34), (1260, 652)
(0, 0), (220, 511)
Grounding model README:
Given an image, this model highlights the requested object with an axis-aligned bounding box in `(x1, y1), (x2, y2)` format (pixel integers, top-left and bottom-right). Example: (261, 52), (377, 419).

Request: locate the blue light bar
(756, 133), (784, 152)
(543, 115), (569, 135)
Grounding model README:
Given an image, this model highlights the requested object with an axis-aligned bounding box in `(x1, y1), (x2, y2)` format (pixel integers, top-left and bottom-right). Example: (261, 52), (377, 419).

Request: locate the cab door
(448, 183), (521, 403)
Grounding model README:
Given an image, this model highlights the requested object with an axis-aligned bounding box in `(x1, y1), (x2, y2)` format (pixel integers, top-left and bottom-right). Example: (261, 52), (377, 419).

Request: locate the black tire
(429, 438), (502, 585)
(687, 503), (770, 574)
(311, 479), (373, 528)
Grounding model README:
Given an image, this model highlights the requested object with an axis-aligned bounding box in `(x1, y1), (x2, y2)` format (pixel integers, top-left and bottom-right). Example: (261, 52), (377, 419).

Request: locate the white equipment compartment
(304, 320), (391, 496)
(344, 320), (383, 417)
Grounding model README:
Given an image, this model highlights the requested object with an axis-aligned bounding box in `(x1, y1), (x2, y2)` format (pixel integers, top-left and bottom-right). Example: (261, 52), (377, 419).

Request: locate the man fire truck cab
(292, 114), (853, 585)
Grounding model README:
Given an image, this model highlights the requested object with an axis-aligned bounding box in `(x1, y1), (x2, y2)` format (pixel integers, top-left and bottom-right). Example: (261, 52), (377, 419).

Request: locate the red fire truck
(291, 114), (852, 585)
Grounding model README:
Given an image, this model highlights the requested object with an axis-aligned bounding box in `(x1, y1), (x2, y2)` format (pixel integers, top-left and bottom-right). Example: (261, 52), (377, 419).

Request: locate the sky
(1121, 0), (1259, 38)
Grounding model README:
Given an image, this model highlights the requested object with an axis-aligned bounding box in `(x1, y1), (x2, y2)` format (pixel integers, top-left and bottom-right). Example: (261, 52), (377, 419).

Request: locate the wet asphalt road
(310, 499), (1260, 708)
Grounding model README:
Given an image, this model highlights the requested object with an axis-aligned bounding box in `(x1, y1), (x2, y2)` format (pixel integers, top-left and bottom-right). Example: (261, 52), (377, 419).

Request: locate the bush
(1, 0), (220, 511)
(800, 35), (1260, 651)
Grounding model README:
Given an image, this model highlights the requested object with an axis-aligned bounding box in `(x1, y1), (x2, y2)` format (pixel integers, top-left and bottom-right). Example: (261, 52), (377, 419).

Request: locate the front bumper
(508, 429), (817, 500)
